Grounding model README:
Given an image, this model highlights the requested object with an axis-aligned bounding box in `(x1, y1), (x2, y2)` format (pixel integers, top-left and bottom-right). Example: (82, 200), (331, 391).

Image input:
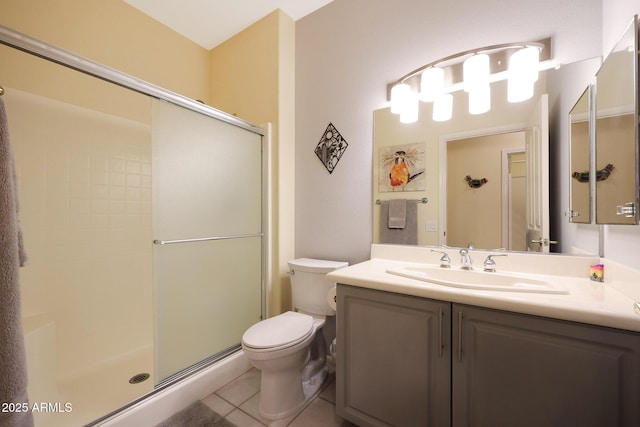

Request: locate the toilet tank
(288, 258), (348, 316)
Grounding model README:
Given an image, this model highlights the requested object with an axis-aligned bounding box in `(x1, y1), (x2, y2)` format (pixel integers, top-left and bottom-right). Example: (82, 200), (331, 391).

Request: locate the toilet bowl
(242, 311), (324, 419)
(241, 258), (347, 420)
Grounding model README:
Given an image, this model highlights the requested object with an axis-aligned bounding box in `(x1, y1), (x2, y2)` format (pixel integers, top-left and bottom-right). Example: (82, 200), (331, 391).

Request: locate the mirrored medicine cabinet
(593, 15), (639, 225)
(568, 15), (639, 226)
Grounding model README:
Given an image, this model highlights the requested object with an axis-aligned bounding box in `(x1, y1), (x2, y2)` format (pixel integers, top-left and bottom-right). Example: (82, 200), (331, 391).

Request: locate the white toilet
(241, 258), (347, 420)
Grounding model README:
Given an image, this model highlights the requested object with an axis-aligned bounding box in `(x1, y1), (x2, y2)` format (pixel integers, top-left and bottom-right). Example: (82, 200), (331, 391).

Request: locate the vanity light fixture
(388, 38), (553, 123)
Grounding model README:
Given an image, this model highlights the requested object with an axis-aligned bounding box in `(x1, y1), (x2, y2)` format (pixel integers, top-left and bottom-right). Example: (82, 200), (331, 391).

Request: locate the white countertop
(327, 245), (640, 333)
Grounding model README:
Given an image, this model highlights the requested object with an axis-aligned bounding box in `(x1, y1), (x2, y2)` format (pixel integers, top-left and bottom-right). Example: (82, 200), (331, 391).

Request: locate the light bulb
(400, 92), (419, 124)
(433, 93), (453, 122)
(420, 67), (444, 102)
(509, 46), (540, 82)
(463, 54), (490, 93)
(507, 47), (539, 103)
(468, 85), (491, 114)
(390, 83), (411, 114)
(507, 77), (534, 103)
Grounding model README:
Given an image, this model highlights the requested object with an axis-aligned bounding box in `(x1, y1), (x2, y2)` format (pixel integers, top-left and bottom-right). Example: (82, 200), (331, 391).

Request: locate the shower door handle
(153, 232), (263, 245)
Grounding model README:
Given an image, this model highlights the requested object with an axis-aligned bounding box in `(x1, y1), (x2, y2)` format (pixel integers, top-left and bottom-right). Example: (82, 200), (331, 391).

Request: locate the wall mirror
(372, 49), (601, 254)
(595, 15), (639, 225)
(373, 73), (551, 251)
(569, 86), (592, 224)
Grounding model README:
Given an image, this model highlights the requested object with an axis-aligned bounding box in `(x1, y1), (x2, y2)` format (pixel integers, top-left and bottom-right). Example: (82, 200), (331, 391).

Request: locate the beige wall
(210, 10), (296, 315)
(0, 0), (211, 102)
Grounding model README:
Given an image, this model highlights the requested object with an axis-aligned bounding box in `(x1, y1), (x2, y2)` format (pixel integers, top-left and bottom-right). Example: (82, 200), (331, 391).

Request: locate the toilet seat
(242, 311), (314, 352)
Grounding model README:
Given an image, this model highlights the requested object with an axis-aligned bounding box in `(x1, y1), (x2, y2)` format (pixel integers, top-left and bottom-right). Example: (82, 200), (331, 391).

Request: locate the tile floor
(200, 368), (356, 427)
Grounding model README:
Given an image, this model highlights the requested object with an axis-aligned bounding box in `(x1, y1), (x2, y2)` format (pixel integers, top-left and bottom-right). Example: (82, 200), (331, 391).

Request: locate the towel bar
(376, 197), (428, 205)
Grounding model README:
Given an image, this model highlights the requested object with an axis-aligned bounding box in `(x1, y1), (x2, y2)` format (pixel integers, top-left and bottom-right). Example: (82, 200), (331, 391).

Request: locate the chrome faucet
(483, 254), (507, 272)
(459, 248), (473, 270)
(431, 250), (451, 268)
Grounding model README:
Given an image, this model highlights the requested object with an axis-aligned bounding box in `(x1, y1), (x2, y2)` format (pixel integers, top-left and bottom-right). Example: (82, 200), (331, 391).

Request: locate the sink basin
(386, 265), (568, 294)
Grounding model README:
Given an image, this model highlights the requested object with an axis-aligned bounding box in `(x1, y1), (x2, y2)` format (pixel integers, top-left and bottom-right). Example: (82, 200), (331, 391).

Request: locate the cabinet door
(453, 304), (640, 427)
(337, 285), (451, 427)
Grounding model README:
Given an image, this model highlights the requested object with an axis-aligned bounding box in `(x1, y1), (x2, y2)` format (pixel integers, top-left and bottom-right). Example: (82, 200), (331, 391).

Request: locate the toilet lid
(242, 311), (314, 349)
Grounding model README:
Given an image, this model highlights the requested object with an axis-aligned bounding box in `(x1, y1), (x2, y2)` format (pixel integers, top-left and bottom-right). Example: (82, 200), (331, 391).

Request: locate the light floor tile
(319, 377), (336, 404)
(224, 408), (266, 427)
(201, 392), (236, 417)
(190, 366), (350, 427)
(216, 368), (261, 406)
(288, 398), (343, 427)
(239, 392), (296, 427)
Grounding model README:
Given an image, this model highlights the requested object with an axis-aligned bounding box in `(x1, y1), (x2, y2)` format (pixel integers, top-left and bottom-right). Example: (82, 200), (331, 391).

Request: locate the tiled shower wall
(8, 87), (154, 382)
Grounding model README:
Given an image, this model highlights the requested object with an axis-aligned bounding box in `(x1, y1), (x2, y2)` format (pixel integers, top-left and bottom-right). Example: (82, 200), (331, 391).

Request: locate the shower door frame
(0, 25), (263, 135)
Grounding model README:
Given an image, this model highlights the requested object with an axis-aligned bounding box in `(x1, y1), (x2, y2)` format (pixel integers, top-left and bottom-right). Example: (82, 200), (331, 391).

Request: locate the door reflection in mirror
(446, 132), (526, 250)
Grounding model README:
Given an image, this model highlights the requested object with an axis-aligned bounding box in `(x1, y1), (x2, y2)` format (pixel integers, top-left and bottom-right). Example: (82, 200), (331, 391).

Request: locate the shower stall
(1, 26), (265, 427)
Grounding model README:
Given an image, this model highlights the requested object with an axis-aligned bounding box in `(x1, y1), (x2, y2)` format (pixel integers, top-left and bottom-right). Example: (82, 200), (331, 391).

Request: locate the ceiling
(124, 0), (334, 50)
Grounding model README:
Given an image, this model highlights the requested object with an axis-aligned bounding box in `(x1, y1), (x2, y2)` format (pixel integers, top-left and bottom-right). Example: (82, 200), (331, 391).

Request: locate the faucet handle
(483, 254), (507, 272)
(459, 248), (473, 270)
(431, 250), (451, 268)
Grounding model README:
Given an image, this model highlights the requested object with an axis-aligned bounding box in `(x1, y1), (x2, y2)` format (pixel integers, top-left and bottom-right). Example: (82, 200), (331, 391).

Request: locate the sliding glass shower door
(2, 24), (266, 424)
(152, 99), (263, 384)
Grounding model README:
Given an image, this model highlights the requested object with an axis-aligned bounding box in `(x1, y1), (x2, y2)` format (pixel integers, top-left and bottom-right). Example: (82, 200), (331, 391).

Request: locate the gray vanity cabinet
(336, 285), (451, 427)
(337, 285), (640, 427)
(453, 303), (640, 427)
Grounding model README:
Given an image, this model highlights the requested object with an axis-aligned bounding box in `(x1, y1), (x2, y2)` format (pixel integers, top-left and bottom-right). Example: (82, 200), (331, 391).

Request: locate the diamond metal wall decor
(315, 123), (348, 174)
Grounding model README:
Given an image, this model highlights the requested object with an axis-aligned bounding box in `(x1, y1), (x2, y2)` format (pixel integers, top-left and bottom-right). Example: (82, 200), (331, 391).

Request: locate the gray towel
(379, 200), (418, 245)
(0, 98), (33, 427)
(388, 199), (407, 229)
